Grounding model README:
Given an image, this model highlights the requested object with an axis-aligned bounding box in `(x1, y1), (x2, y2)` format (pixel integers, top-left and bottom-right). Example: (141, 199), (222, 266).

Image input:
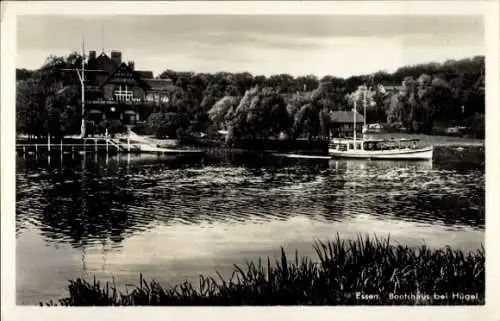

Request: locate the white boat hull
(137, 144), (204, 154)
(271, 153), (331, 160)
(329, 146), (433, 160)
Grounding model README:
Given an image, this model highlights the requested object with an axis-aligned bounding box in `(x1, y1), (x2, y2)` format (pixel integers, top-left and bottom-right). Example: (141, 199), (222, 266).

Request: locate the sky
(17, 15), (485, 78)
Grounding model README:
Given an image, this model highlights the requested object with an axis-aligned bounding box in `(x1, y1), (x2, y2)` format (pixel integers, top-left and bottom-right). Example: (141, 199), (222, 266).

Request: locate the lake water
(15, 147), (485, 305)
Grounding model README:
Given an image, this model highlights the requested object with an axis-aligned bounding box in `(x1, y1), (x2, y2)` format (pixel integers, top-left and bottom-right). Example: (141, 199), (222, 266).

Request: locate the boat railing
(329, 138), (422, 151)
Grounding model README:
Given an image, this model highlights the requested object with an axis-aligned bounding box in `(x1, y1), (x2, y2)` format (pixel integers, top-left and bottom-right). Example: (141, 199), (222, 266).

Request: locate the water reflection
(329, 159), (433, 171)
(16, 153), (205, 248)
(16, 147), (484, 253)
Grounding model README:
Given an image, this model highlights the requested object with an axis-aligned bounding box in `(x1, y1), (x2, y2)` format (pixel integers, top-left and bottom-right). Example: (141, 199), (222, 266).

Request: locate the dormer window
(114, 85), (133, 101)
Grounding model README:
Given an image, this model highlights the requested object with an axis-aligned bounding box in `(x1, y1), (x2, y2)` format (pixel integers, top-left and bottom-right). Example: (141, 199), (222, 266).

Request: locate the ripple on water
(15, 152), (484, 249)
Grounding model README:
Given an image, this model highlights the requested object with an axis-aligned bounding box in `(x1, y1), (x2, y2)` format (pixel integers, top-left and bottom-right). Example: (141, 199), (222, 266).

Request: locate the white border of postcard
(2, 1), (500, 321)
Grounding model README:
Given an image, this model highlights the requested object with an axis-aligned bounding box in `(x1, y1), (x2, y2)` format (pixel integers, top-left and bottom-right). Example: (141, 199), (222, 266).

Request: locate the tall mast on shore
(61, 35), (105, 138)
(101, 23), (105, 54)
(61, 36), (86, 138)
(80, 36), (86, 138)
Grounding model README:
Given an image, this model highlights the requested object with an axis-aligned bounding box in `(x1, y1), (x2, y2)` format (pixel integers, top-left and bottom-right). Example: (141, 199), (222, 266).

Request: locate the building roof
(145, 79), (176, 92)
(330, 110), (365, 123)
(101, 62), (151, 91)
(87, 52), (116, 74)
(137, 71), (154, 79)
(86, 51), (157, 89)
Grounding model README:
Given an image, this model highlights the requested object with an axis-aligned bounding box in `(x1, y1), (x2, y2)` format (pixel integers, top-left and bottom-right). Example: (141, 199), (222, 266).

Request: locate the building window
(114, 85), (133, 101)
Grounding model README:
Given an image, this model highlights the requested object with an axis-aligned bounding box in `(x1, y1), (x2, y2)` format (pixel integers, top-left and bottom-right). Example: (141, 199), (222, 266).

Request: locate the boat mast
(80, 36), (86, 138)
(353, 97), (357, 145)
(363, 85), (367, 129)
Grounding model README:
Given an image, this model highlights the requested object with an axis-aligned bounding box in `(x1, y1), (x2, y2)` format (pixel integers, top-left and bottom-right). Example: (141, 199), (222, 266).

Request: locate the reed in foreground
(45, 235), (485, 306)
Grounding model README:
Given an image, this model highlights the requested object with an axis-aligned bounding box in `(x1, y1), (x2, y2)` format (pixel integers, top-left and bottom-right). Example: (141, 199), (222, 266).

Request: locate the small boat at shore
(329, 138), (433, 160)
(115, 130), (204, 155)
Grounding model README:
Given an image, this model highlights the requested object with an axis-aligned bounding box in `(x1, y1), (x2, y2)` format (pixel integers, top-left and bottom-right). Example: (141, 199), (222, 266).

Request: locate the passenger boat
(328, 85), (433, 160)
(329, 137), (433, 160)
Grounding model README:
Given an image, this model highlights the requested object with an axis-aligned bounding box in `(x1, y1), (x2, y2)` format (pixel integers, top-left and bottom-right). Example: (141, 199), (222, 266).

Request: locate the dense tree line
(16, 53), (485, 140)
(16, 53), (83, 139)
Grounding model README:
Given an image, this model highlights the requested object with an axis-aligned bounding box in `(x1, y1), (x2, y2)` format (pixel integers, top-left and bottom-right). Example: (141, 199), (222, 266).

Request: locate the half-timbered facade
(82, 50), (174, 130)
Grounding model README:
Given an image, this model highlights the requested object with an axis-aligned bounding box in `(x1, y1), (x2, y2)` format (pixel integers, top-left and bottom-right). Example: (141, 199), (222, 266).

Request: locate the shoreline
(40, 235), (485, 306)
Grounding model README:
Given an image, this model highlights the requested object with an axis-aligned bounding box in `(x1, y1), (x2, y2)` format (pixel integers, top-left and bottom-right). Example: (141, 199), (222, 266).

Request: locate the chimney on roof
(128, 61), (135, 71)
(111, 51), (122, 65)
(89, 50), (96, 62)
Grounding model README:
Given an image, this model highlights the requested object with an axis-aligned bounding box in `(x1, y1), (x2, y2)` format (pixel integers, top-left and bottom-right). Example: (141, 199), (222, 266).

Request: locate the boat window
(339, 144), (347, 151)
(349, 143), (354, 150)
(356, 143), (362, 150)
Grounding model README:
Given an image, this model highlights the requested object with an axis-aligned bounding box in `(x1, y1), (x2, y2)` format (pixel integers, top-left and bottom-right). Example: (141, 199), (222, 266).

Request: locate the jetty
(16, 132), (204, 156)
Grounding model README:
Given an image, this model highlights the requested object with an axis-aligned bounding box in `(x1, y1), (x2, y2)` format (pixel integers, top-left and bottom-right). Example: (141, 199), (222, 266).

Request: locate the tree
(146, 112), (189, 139)
(253, 75), (267, 88)
(60, 105), (83, 136)
(18, 51), (485, 140)
(428, 77), (453, 126)
(164, 112), (189, 138)
(146, 112), (168, 138)
(158, 69), (178, 82)
(386, 94), (404, 125)
(296, 75), (319, 92)
(208, 96), (240, 130)
(311, 78), (347, 111)
(16, 68), (34, 81)
(16, 79), (47, 138)
(16, 52), (85, 138)
(224, 87), (290, 140)
(319, 108), (331, 139)
(470, 113), (484, 139)
(293, 103), (320, 140)
(266, 74), (296, 93)
(231, 72), (254, 94)
(286, 91), (311, 118)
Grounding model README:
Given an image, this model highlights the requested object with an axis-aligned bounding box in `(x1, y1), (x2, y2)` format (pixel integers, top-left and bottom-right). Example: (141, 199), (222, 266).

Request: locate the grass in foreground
(43, 235), (485, 306)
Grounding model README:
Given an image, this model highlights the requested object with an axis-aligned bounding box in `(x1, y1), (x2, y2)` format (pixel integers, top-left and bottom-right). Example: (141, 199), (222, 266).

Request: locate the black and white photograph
(1, 0), (500, 319)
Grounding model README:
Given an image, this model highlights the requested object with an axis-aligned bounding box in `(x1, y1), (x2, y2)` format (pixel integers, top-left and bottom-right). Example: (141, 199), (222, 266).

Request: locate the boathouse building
(329, 110), (365, 138)
(78, 50), (175, 131)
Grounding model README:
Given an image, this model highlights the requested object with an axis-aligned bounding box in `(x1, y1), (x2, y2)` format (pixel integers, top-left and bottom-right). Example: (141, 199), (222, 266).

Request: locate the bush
(95, 119), (127, 136)
(469, 113), (484, 139)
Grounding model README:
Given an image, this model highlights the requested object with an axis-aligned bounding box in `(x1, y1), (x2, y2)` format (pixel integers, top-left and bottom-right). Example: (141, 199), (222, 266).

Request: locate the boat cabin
(329, 138), (419, 151)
